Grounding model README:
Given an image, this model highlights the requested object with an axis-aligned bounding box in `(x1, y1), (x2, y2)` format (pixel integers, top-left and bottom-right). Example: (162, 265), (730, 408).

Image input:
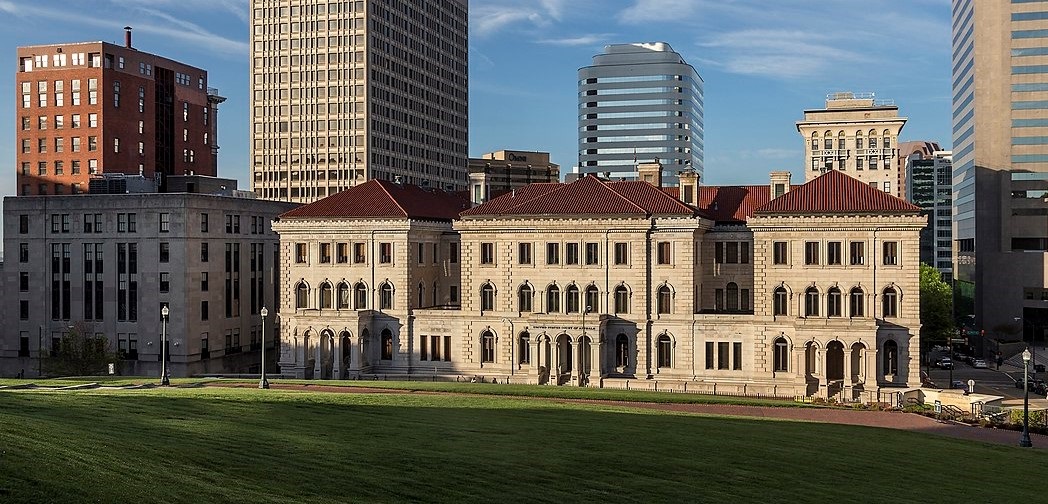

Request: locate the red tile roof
(461, 175), (701, 218)
(755, 170), (921, 215)
(280, 179), (471, 220)
(692, 185), (772, 223)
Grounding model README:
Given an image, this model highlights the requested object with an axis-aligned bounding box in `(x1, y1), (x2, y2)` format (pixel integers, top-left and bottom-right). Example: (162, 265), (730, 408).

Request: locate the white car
(973, 359), (988, 369)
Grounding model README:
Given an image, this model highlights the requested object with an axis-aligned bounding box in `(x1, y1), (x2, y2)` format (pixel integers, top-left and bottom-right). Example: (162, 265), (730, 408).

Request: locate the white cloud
(108, 0), (249, 23)
(536, 34), (613, 46)
(699, 29), (867, 79)
(618, 0), (703, 23)
(471, 0), (578, 38)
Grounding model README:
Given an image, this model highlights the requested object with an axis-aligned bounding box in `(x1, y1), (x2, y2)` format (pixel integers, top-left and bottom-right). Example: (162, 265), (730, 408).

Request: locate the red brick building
(15, 28), (224, 195)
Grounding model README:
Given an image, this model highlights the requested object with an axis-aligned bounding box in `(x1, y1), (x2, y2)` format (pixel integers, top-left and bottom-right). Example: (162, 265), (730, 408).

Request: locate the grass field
(0, 386), (1044, 503)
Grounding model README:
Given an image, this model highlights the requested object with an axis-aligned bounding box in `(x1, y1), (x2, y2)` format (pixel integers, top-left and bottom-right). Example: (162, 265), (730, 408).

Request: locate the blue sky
(0, 0), (953, 199)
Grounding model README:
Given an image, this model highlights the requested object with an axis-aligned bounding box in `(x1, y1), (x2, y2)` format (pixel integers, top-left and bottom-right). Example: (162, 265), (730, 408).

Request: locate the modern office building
(0, 177), (298, 377)
(906, 148), (953, 280)
(796, 92), (907, 196)
(467, 150), (560, 204)
(275, 166), (924, 400)
(15, 28), (223, 196)
(577, 42), (703, 183)
(249, 0), (469, 203)
(952, 0), (1048, 344)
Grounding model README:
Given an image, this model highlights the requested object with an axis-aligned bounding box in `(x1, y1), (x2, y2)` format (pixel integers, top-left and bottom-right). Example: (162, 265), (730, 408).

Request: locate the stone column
(332, 335), (342, 379)
(818, 347), (827, 398)
(314, 337), (322, 378)
(843, 346), (853, 401)
(591, 336), (601, 386)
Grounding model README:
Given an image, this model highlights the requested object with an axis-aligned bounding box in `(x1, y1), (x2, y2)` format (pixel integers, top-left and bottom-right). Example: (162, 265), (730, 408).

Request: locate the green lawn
(0, 387), (1043, 503)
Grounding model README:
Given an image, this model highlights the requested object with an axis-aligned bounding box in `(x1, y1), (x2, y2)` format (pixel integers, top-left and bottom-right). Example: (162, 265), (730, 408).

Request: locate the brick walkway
(210, 382), (1048, 449)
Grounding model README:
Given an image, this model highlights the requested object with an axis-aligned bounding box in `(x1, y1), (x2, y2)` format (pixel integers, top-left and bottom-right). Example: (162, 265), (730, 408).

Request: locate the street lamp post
(259, 307), (270, 389)
(1021, 347), (1033, 448)
(160, 305), (170, 386)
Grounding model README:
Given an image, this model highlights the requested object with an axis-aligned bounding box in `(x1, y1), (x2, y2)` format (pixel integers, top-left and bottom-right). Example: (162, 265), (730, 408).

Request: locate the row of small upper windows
(294, 241), (460, 265)
(811, 130), (894, 149)
(479, 283), (673, 315)
(479, 241), (675, 266)
(772, 241), (901, 266)
(772, 285), (900, 318)
(29, 212), (260, 235)
(294, 280), (461, 311)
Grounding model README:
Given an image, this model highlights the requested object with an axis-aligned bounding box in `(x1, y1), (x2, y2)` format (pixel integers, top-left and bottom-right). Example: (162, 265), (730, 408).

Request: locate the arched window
(381, 329), (393, 360)
(615, 334), (629, 367)
(773, 287), (788, 316)
(657, 285), (672, 314)
(340, 331), (351, 368)
(823, 130), (832, 149)
(480, 283), (495, 312)
(868, 129), (878, 148)
(883, 340), (899, 375)
(882, 129), (891, 148)
(337, 282), (350, 310)
(811, 131), (819, 149)
(319, 282), (333, 309)
(518, 331), (530, 364)
(773, 336), (789, 372)
(804, 287), (819, 317)
(354, 282), (368, 309)
(379, 282), (393, 310)
(565, 285), (580, 313)
(656, 334), (672, 368)
(850, 287), (865, 317)
(855, 130), (863, 148)
(614, 285), (630, 314)
(546, 285), (560, 313)
(417, 282), (425, 308)
(585, 286), (599, 314)
(295, 282), (309, 309)
(518, 284), (533, 313)
(827, 287), (842, 317)
(837, 130), (846, 149)
(882, 287), (898, 318)
(481, 330), (495, 363)
(726, 282), (739, 312)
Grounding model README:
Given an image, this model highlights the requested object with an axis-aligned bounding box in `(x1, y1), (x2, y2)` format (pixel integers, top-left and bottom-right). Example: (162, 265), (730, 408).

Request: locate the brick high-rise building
(15, 28), (224, 196)
(250, 0), (469, 203)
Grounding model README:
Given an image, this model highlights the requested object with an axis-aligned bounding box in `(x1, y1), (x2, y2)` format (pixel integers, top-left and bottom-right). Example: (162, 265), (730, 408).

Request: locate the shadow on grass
(0, 389), (1045, 504)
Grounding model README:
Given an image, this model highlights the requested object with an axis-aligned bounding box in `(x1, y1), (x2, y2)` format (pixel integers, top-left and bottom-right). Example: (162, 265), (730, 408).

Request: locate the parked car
(973, 359), (988, 369)
(935, 357), (954, 370)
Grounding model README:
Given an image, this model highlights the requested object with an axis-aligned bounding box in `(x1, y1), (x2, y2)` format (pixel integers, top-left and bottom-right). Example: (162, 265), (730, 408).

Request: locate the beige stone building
(274, 167), (924, 400)
(468, 150), (560, 204)
(797, 92), (907, 196)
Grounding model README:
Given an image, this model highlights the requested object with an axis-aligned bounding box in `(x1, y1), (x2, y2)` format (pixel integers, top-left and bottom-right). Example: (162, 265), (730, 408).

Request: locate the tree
(41, 321), (119, 377)
(920, 263), (955, 346)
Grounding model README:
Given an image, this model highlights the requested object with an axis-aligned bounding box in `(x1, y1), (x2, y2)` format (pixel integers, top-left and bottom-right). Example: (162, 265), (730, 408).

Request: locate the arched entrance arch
(536, 333), (553, 385)
(319, 330), (335, 379)
(340, 330), (352, 378)
(555, 333), (572, 385)
(578, 335), (592, 386)
(826, 340), (846, 399)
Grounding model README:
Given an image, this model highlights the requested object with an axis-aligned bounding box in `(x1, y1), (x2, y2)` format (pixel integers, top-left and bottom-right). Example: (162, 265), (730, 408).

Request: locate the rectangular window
(726, 242), (739, 264)
(714, 242), (724, 264)
(715, 288), (724, 311)
(200, 213), (209, 233)
(614, 242), (628, 265)
(444, 336), (452, 362)
(804, 242), (819, 265)
(380, 242), (392, 263)
(585, 243), (599, 265)
(565, 243), (579, 265)
(159, 242), (169, 263)
(201, 272), (209, 292)
(159, 213), (170, 233)
(201, 242), (209, 262)
(883, 241), (899, 265)
(740, 242), (750, 264)
(773, 242), (788, 265)
(337, 243), (348, 263)
(732, 342), (742, 370)
(450, 285), (459, 304)
(850, 242), (865, 265)
(518, 242), (532, 264)
(480, 242), (494, 265)
(320, 243), (331, 263)
(449, 242), (459, 263)
(705, 342), (715, 370)
(657, 241), (671, 265)
(159, 272), (170, 293)
(546, 243), (560, 265)
(718, 342), (730, 370)
(827, 242), (842, 265)
(295, 243), (307, 263)
(353, 243), (366, 263)
(420, 335), (428, 361)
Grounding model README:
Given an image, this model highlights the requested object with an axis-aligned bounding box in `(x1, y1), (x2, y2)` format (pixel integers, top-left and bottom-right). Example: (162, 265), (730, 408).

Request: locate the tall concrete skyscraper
(578, 43), (703, 183)
(952, 0), (1048, 345)
(250, 0), (468, 203)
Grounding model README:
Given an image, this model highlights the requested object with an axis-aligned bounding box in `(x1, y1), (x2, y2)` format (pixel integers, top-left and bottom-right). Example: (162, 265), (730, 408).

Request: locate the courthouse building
(274, 165), (924, 399)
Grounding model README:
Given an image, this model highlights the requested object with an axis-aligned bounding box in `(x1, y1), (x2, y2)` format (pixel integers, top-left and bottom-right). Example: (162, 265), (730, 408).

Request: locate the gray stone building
(0, 179), (297, 377)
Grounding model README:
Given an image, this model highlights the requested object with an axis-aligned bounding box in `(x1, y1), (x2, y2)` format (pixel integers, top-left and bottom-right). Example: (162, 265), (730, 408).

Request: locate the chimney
(637, 159), (664, 188)
(770, 171), (792, 200)
(124, 26), (133, 48)
(678, 170), (699, 205)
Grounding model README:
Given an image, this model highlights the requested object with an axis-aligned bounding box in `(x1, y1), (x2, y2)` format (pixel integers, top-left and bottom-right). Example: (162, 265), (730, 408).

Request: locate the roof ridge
(374, 179), (409, 217)
(596, 177), (649, 214)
